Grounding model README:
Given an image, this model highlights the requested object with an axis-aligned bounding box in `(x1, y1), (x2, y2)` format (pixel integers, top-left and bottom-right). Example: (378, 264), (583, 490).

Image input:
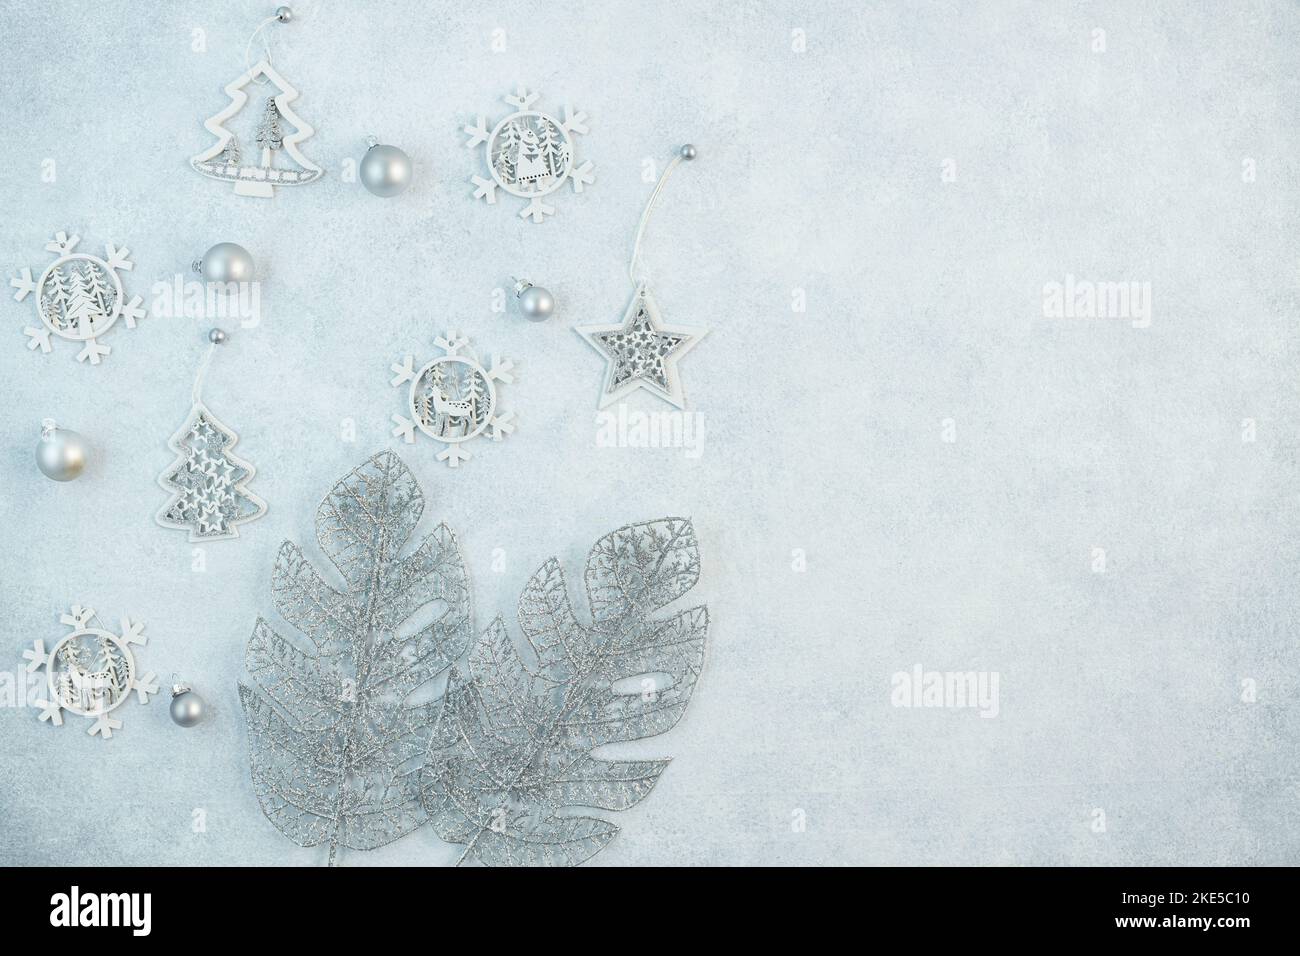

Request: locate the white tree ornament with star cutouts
(23, 605), (158, 740)
(156, 401), (267, 540)
(390, 331), (516, 468)
(575, 283), (706, 409)
(10, 231), (146, 364)
(465, 86), (594, 223)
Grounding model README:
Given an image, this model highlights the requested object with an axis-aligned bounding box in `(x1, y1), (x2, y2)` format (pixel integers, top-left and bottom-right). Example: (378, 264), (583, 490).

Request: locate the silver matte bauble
(194, 242), (255, 284)
(680, 143), (697, 160)
(170, 685), (205, 727)
(36, 419), (87, 482)
(360, 142), (413, 197)
(513, 278), (555, 322)
(275, 5), (292, 22)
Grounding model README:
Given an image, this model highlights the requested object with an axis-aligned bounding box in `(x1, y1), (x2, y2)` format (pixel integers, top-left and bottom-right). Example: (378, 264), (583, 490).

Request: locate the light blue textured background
(2, 0), (1298, 866)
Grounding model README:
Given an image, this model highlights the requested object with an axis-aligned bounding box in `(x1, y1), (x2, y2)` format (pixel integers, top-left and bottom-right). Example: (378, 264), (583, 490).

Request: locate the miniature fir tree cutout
(390, 331), (516, 468)
(23, 605), (158, 740)
(191, 59), (322, 198)
(156, 331), (266, 540)
(576, 145), (706, 408)
(465, 86), (594, 222)
(10, 230), (146, 364)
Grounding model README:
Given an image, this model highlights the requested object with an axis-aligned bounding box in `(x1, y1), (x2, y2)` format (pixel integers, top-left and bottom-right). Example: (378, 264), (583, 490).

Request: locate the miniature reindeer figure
(56, 639), (120, 714)
(430, 389), (474, 437)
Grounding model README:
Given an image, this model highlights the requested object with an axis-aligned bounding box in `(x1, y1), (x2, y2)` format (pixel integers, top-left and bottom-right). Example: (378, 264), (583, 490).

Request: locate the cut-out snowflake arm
(119, 617), (145, 646)
(24, 327), (53, 353)
(76, 339), (110, 365)
(437, 445), (471, 468)
(392, 414), (416, 443)
(570, 161), (595, 193)
(390, 355), (417, 387)
(11, 268), (36, 301)
(45, 231), (79, 255)
(464, 117), (489, 148)
(486, 355), (514, 384)
(62, 605), (94, 628)
(505, 86), (539, 110)
(23, 640), (48, 672)
(89, 714), (122, 739)
(434, 332), (467, 355)
(36, 698), (63, 726)
(561, 106), (588, 136)
(133, 671), (159, 704)
(488, 411), (515, 441)
(471, 175), (498, 204)
(119, 295), (146, 329)
(104, 243), (133, 271)
(520, 198), (556, 223)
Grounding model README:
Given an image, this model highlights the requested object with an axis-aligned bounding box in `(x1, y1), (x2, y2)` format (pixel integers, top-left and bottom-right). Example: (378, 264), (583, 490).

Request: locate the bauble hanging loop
(512, 278), (555, 322)
(194, 243), (255, 284)
(170, 682), (205, 727)
(36, 418), (88, 482)
(360, 138), (413, 197)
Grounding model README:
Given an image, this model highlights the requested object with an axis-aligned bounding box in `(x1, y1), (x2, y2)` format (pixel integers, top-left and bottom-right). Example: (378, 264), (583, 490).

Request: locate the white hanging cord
(244, 8), (292, 85)
(192, 342), (217, 405)
(629, 151), (689, 287)
(244, 16), (279, 84)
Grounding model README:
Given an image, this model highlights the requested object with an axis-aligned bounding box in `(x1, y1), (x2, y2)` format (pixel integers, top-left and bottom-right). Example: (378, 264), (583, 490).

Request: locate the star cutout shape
(574, 285), (705, 409)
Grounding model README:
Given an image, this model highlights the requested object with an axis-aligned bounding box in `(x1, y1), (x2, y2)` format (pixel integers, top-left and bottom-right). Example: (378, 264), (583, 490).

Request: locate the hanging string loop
(244, 7), (292, 84)
(628, 144), (697, 287)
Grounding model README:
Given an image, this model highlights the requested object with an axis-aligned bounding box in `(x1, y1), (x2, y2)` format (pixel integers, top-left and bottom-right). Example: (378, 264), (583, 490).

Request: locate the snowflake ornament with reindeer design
(465, 86), (594, 223)
(23, 605), (158, 740)
(11, 231), (146, 364)
(390, 332), (516, 468)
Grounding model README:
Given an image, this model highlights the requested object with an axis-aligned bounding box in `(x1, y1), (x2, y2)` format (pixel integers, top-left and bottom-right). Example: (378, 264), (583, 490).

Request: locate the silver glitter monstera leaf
(238, 451), (472, 865)
(423, 518), (707, 866)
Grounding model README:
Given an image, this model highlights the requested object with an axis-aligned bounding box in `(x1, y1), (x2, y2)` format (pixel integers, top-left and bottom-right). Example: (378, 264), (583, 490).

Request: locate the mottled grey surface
(2, 0), (1298, 866)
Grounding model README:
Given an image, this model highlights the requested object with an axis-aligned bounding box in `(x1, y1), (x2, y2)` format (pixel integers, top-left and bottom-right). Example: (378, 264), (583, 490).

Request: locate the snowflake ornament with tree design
(390, 331), (516, 468)
(23, 605), (158, 740)
(465, 86), (594, 223)
(11, 231), (146, 364)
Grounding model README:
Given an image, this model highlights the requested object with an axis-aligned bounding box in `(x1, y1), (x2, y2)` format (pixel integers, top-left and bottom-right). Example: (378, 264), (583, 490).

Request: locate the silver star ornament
(575, 284), (705, 409)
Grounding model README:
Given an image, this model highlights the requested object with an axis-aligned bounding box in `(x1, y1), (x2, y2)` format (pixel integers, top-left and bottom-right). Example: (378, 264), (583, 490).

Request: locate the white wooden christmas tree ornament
(156, 331), (267, 540)
(465, 86), (594, 223)
(23, 605), (158, 740)
(191, 58), (322, 197)
(390, 331), (516, 468)
(575, 145), (706, 409)
(10, 231), (146, 364)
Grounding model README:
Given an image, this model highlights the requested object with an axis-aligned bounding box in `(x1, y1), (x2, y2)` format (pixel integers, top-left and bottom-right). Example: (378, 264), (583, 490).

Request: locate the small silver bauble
(36, 418), (87, 482)
(275, 6), (292, 23)
(680, 143), (697, 160)
(209, 328), (227, 344)
(513, 278), (555, 322)
(193, 242), (255, 284)
(170, 684), (205, 727)
(360, 140), (413, 197)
